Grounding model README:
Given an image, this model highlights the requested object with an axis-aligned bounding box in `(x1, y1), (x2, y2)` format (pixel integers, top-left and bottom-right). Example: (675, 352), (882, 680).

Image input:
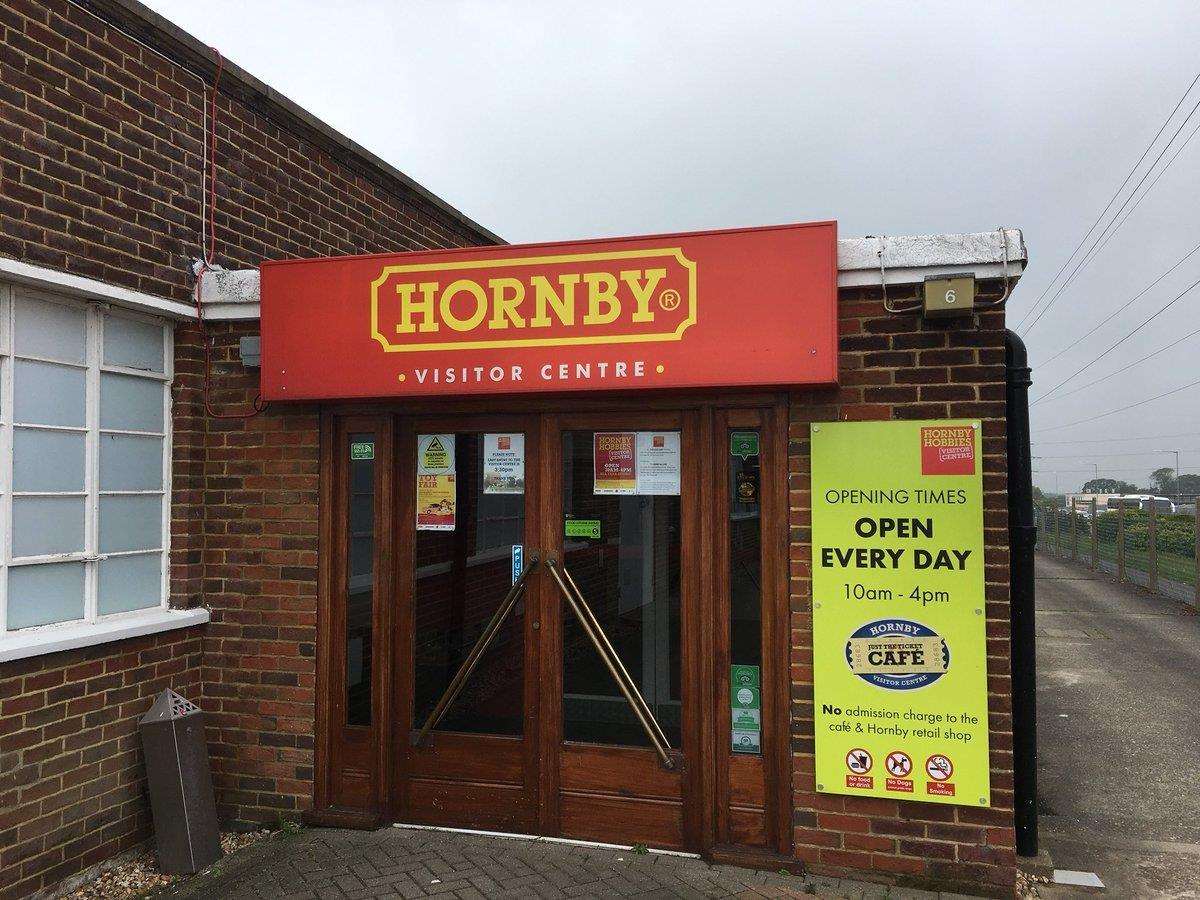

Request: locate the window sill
(0, 607), (210, 663)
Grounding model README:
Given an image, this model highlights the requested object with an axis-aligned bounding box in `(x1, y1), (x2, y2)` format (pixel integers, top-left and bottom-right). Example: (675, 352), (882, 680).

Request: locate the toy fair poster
(417, 434), (456, 530)
(810, 420), (990, 807)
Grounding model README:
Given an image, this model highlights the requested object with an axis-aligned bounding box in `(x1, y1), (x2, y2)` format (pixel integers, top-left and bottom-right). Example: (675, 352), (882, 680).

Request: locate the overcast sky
(144, 0), (1200, 494)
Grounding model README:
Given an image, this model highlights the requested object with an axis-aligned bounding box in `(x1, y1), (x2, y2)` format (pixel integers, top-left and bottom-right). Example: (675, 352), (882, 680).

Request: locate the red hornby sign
(258, 221), (837, 400)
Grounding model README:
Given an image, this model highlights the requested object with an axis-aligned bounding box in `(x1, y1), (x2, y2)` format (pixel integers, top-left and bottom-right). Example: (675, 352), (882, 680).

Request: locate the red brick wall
(0, 629), (203, 899)
(0, 0), (497, 894)
(786, 284), (1014, 894)
(188, 321), (322, 827)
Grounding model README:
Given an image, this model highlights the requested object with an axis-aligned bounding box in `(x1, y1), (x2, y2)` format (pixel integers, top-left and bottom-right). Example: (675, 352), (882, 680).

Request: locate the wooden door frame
(708, 403), (793, 861)
(537, 409), (701, 849)
(309, 411), (395, 828)
(311, 393), (794, 864)
(391, 413), (545, 833)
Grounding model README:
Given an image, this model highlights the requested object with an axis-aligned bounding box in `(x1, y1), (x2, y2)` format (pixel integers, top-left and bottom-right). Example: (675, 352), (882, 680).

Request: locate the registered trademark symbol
(658, 288), (681, 310)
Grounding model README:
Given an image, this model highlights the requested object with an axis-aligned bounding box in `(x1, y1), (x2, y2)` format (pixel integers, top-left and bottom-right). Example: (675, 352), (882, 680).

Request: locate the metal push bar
(545, 557), (675, 770)
(413, 553), (540, 746)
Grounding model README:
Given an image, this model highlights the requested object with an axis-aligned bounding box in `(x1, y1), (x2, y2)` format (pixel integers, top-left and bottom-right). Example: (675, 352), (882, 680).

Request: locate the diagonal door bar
(546, 557), (675, 770)
(413, 553), (540, 746)
(558, 563), (673, 752)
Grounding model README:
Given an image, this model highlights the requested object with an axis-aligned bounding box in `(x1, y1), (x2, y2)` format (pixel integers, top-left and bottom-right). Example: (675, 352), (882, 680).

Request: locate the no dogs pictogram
(885, 750), (912, 777)
(846, 748), (872, 774)
(925, 754), (954, 781)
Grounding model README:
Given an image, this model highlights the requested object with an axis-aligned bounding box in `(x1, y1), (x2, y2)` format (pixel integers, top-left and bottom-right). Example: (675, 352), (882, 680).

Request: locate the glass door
(396, 418), (543, 834)
(540, 414), (700, 851)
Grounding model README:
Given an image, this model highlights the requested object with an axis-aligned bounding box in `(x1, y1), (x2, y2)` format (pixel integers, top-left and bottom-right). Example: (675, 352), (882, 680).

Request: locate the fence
(1034, 499), (1200, 607)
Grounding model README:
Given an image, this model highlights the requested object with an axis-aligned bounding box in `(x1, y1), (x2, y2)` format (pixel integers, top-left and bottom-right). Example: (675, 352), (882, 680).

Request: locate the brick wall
(190, 321), (322, 828)
(0, 0), (490, 306)
(0, 629), (203, 898)
(786, 283), (1014, 894)
(0, 0), (497, 895)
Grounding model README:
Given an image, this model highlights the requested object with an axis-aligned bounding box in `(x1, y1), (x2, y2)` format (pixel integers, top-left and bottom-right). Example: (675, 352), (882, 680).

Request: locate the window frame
(0, 282), (174, 635)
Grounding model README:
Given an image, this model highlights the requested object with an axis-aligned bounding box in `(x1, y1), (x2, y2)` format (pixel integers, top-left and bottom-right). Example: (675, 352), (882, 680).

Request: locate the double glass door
(396, 413), (697, 849)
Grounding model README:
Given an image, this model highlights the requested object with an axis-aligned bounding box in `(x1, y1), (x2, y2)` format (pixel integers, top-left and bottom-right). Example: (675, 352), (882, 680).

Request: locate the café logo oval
(370, 248), (697, 353)
(845, 618), (950, 691)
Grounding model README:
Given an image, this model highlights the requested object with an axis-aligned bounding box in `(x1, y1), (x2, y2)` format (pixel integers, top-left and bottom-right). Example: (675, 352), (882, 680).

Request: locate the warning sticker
(925, 754), (954, 781)
(885, 751), (912, 778)
(846, 748), (872, 775)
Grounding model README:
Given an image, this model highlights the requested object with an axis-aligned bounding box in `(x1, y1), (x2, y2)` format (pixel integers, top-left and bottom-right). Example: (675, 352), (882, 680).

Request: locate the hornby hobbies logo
(920, 425), (975, 475)
(370, 248), (697, 353)
(845, 619), (950, 691)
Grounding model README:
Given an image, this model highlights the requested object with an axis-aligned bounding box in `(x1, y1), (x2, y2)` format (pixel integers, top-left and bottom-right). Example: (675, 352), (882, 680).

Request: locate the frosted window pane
(100, 373), (163, 432)
(98, 553), (162, 615)
(104, 315), (164, 372)
(12, 497), (85, 557)
(99, 495), (163, 553)
(14, 360), (85, 427)
(15, 296), (86, 363)
(8, 562), (86, 628)
(13, 429), (85, 492)
(99, 434), (163, 491)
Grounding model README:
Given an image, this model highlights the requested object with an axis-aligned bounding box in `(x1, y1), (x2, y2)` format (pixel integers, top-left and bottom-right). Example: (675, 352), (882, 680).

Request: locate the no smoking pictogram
(885, 750), (912, 777)
(925, 754), (954, 781)
(846, 748), (872, 775)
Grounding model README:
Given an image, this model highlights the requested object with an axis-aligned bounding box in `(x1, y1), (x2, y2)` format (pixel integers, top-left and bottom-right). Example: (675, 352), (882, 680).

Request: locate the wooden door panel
(728, 755), (766, 808)
(559, 744), (682, 800)
(727, 806), (768, 846)
(407, 733), (526, 783)
(559, 794), (685, 850)
(405, 778), (532, 832)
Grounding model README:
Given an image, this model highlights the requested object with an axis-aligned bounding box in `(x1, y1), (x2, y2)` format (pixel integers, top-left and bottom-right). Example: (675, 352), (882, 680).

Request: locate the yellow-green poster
(811, 420), (989, 807)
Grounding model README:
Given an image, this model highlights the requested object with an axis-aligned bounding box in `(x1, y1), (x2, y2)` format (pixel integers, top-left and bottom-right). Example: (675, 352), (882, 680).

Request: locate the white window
(0, 283), (172, 636)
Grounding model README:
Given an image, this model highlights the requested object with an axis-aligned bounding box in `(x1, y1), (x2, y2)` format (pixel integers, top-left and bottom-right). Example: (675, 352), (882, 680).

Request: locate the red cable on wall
(194, 46), (268, 419)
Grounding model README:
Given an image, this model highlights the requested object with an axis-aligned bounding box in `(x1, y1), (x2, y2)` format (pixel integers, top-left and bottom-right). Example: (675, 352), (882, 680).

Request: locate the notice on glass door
(594, 432), (637, 494)
(635, 431), (680, 495)
(417, 434), (456, 530)
(417, 434), (455, 475)
(593, 431), (681, 495)
(483, 433), (525, 494)
(416, 474), (456, 530)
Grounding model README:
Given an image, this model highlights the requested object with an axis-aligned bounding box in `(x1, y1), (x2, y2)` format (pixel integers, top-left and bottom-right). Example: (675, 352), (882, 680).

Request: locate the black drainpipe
(1006, 329), (1037, 856)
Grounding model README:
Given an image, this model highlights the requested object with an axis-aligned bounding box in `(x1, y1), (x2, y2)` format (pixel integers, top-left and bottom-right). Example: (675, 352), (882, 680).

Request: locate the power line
(1033, 431), (1200, 446)
(1033, 449), (1199, 459)
(1038, 376), (1200, 433)
(1034, 323), (1200, 406)
(1036, 240), (1200, 369)
(1020, 83), (1200, 335)
(1012, 68), (1200, 331)
(1030, 275), (1200, 405)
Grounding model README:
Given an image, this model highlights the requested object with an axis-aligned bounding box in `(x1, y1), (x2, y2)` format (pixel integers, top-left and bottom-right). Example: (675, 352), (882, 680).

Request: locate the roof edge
(199, 227), (1028, 320)
(75, 0), (504, 246)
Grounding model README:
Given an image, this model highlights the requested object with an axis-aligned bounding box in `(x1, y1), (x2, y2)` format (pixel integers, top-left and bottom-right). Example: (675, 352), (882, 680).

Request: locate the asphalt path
(1034, 553), (1200, 897)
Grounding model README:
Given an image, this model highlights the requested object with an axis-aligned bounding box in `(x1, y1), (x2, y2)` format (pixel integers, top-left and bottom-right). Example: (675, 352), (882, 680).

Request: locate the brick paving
(168, 826), (981, 899)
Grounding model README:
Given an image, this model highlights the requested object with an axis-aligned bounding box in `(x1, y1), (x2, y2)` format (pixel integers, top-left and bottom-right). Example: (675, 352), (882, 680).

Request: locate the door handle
(545, 556), (675, 770)
(413, 552), (540, 746)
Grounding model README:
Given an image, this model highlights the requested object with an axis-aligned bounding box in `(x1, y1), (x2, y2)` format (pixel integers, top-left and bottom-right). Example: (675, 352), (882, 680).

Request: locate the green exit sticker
(565, 519), (601, 539)
(730, 432), (759, 459)
(350, 441), (374, 461)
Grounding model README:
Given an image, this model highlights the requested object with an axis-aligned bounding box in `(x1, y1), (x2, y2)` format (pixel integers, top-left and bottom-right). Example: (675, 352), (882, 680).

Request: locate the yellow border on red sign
(369, 247), (697, 353)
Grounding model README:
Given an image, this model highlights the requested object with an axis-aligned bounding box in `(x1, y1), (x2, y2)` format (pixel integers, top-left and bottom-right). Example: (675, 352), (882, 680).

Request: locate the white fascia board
(198, 227), (1028, 320)
(0, 256), (197, 320)
(837, 228), (1026, 287)
(0, 607), (209, 663)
